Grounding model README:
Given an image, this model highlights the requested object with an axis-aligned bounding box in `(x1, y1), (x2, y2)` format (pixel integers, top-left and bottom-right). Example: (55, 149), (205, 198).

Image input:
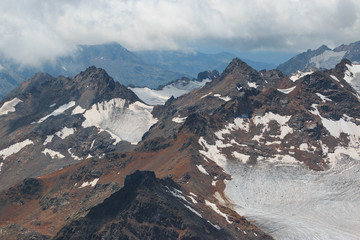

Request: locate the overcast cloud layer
(1, 0), (360, 66)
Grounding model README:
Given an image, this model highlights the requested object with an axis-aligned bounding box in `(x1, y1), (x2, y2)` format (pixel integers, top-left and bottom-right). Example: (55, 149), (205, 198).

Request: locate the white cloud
(1, 0), (360, 66)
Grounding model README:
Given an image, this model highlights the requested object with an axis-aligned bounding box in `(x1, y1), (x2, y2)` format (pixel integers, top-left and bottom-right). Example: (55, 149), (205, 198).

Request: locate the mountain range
(0, 52), (359, 240)
(0, 43), (278, 100)
(277, 40), (360, 75)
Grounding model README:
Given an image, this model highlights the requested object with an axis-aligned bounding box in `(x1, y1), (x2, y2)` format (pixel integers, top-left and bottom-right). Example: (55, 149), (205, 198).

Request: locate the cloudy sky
(1, 0), (360, 66)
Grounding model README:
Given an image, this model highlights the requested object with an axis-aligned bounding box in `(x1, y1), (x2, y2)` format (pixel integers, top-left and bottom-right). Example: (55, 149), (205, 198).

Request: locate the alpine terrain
(0, 57), (359, 239)
(278, 40), (360, 75)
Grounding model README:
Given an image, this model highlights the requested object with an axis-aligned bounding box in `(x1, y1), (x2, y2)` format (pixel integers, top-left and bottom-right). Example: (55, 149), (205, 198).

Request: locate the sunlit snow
(310, 104), (360, 149)
(42, 148), (65, 159)
(289, 71), (313, 82)
(38, 101), (76, 123)
(79, 178), (99, 188)
(309, 50), (346, 69)
(82, 98), (157, 144)
(344, 63), (360, 93)
(277, 86), (296, 94)
(0, 139), (33, 159)
(0, 98), (22, 116)
(253, 113), (293, 139)
(172, 116), (187, 123)
(247, 82), (258, 88)
(205, 200), (231, 223)
(196, 164), (209, 175)
(130, 79), (210, 105)
(315, 93), (332, 102)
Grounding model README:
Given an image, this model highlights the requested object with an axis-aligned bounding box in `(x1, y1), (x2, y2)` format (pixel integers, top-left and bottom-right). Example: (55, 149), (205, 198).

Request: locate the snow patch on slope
(196, 164), (209, 175)
(38, 101), (76, 123)
(0, 139), (33, 159)
(310, 50), (346, 69)
(277, 86), (296, 94)
(344, 63), (360, 93)
(82, 98), (157, 144)
(310, 104), (360, 150)
(290, 70), (313, 82)
(42, 148), (65, 159)
(0, 98), (22, 116)
(131, 79), (210, 105)
(253, 113), (293, 139)
(79, 178), (99, 188)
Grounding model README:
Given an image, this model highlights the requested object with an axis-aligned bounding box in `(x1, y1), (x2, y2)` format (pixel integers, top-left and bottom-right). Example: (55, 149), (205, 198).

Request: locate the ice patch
(55, 127), (75, 139)
(196, 164), (209, 175)
(172, 116), (187, 123)
(0, 139), (33, 159)
(199, 137), (227, 168)
(310, 104), (360, 147)
(344, 63), (360, 93)
(43, 135), (54, 145)
(315, 93), (332, 102)
(310, 50), (346, 69)
(68, 148), (81, 161)
(330, 75), (340, 82)
(253, 113), (293, 139)
(200, 92), (212, 99)
(277, 86), (296, 94)
(0, 98), (22, 116)
(82, 98), (157, 144)
(248, 82), (258, 88)
(214, 94), (231, 101)
(205, 200), (231, 223)
(299, 143), (308, 151)
(290, 71), (313, 82)
(79, 178), (99, 188)
(215, 118), (250, 140)
(42, 148), (65, 159)
(184, 204), (202, 218)
(188, 195), (198, 204)
(38, 101), (76, 123)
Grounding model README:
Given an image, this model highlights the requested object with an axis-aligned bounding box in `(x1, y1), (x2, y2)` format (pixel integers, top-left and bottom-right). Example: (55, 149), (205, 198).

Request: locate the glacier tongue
(225, 159), (360, 240)
(82, 98), (157, 144)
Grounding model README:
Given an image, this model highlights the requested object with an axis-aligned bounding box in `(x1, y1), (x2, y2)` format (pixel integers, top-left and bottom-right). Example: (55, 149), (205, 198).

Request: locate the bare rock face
(0, 67), (155, 190)
(54, 170), (267, 240)
(1, 56), (360, 240)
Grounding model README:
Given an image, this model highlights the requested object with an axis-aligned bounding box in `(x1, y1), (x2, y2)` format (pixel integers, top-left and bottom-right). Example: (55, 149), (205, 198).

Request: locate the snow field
(82, 98), (157, 144)
(0, 98), (22, 116)
(0, 139), (33, 159)
(38, 101), (76, 123)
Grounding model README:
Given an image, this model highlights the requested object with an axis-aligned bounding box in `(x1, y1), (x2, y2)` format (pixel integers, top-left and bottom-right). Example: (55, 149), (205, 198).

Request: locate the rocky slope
(0, 57), (360, 239)
(0, 67), (157, 190)
(278, 40), (360, 75)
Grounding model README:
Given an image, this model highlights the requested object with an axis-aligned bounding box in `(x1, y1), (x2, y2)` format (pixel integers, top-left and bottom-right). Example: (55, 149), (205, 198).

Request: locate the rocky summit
(0, 57), (359, 240)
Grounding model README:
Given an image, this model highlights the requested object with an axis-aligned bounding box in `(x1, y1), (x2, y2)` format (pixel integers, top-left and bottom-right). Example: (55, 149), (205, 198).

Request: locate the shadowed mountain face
(0, 57), (360, 240)
(54, 170), (258, 240)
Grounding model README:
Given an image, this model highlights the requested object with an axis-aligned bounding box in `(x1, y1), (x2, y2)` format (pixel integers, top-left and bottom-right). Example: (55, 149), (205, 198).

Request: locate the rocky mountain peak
(315, 44), (331, 53)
